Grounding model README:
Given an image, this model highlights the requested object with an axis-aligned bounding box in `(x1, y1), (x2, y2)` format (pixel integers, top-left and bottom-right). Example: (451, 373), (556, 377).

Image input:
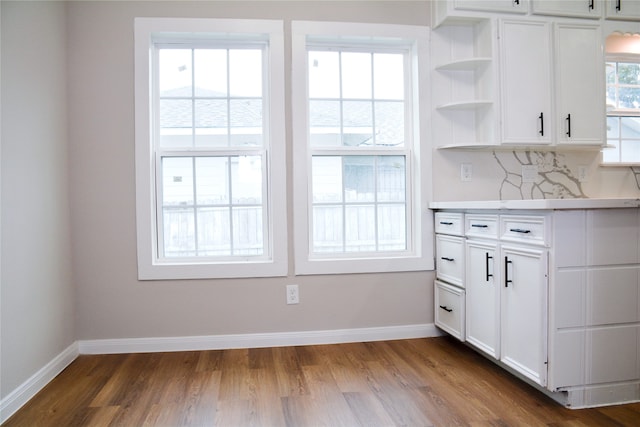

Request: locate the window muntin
(292, 21), (433, 275)
(135, 18), (286, 280)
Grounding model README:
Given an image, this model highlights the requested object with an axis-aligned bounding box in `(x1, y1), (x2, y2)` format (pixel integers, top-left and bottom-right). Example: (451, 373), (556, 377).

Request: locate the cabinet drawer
(435, 212), (464, 236)
(436, 235), (465, 287)
(435, 280), (465, 341)
(465, 214), (499, 239)
(500, 215), (548, 245)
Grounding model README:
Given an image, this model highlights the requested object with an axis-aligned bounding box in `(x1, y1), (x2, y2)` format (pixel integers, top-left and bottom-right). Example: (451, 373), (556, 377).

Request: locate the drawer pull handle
(471, 224), (488, 228)
(439, 221), (453, 225)
(441, 257), (455, 262)
(485, 252), (493, 282)
(505, 257), (513, 287)
(439, 305), (453, 313)
(509, 228), (531, 234)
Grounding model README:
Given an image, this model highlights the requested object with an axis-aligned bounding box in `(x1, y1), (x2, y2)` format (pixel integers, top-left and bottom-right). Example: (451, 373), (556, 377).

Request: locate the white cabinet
(531, 0), (601, 19)
(499, 20), (553, 145)
(432, 0), (527, 27)
(554, 22), (604, 146)
(499, 19), (604, 147)
(501, 244), (548, 386)
(605, 0), (640, 19)
(435, 206), (640, 408)
(465, 240), (500, 358)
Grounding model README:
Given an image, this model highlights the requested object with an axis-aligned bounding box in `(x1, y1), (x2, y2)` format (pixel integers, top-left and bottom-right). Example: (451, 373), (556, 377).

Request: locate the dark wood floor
(3, 337), (640, 426)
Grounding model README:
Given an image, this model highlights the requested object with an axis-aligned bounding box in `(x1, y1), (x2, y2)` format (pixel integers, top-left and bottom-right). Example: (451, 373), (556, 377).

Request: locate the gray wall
(1, 1), (75, 398)
(67, 1), (435, 342)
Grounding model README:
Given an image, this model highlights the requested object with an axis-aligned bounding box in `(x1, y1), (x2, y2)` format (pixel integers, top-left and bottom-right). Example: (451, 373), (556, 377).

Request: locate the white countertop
(429, 198), (640, 210)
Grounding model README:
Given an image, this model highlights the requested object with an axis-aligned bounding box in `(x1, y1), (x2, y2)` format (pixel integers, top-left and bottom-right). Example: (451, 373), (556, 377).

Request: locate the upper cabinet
(554, 23), (604, 146)
(605, 0), (640, 20)
(499, 20), (553, 145)
(498, 20), (604, 147)
(531, 0), (602, 19)
(432, 0), (527, 27)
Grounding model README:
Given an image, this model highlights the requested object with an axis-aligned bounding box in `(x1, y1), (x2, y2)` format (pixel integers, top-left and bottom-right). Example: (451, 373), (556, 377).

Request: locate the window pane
(619, 87), (640, 109)
(163, 157), (194, 205)
(232, 206), (263, 255)
(378, 204), (406, 250)
(312, 205), (343, 253)
(378, 156), (406, 202)
(341, 52), (372, 99)
(343, 100), (373, 146)
(159, 49), (192, 97)
(618, 63), (640, 85)
(197, 207), (230, 256)
(345, 205), (376, 252)
(194, 49), (227, 97)
(373, 53), (404, 100)
(374, 101), (404, 147)
(621, 117), (640, 138)
(163, 207), (195, 257)
(309, 100), (341, 147)
(232, 156), (263, 204)
(606, 62), (616, 85)
(312, 157), (343, 203)
(607, 116), (620, 138)
(344, 156), (375, 202)
(230, 99), (263, 146)
(160, 99), (193, 147)
(309, 51), (340, 99)
(195, 157), (229, 205)
(229, 49), (262, 97)
(195, 99), (228, 147)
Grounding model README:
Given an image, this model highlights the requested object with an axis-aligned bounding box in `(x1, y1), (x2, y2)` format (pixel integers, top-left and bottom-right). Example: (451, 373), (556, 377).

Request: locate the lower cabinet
(434, 207), (640, 408)
(500, 244), (548, 387)
(464, 239), (548, 386)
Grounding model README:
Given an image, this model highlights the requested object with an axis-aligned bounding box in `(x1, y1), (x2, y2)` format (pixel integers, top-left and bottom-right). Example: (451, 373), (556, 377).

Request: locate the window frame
(291, 20), (433, 275)
(135, 17), (287, 280)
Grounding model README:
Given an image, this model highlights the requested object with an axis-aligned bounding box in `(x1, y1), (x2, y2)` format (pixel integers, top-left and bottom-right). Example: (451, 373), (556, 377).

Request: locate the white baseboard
(0, 342), (79, 424)
(1, 324), (441, 422)
(79, 323), (442, 354)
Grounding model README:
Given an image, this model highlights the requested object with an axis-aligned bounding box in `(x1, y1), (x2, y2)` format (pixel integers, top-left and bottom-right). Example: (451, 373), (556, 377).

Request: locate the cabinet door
(454, 0), (528, 14)
(466, 240), (500, 358)
(605, 0), (640, 20)
(531, 0), (601, 18)
(501, 245), (548, 386)
(499, 20), (553, 145)
(555, 23), (604, 146)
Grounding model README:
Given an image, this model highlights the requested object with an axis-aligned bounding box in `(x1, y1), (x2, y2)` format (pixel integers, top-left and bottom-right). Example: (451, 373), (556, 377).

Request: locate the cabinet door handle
(538, 112), (544, 136)
(441, 257), (455, 262)
(471, 224), (488, 228)
(513, 0), (520, 5)
(509, 228), (531, 234)
(485, 252), (493, 282)
(439, 221), (453, 225)
(505, 257), (513, 287)
(439, 305), (453, 313)
(589, 0), (594, 10)
(566, 114), (571, 138)
(616, 0), (621, 11)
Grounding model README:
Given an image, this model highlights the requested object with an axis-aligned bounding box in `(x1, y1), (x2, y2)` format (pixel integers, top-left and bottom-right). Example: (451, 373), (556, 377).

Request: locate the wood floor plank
(4, 337), (640, 427)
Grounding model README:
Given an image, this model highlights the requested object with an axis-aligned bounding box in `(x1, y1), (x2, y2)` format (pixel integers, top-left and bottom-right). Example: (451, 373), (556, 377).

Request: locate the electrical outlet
(522, 165), (538, 183)
(577, 165), (588, 183)
(286, 284), (299, 305)
(460, 163), (472, 182)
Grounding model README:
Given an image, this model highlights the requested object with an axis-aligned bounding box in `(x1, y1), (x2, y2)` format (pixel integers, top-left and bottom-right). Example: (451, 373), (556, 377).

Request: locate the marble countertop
(428, 198), (640, 210)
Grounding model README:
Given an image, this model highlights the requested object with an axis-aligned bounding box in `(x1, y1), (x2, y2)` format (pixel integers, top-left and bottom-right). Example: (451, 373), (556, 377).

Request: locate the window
(291, 21), (433, 275)
(135, 18), (287, 279)
(603, 32), (640, 165)
(605, 59), (640, 164)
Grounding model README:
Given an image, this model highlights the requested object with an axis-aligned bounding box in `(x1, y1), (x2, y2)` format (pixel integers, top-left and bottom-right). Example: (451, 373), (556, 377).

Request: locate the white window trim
(291, 20), (433, 275)
(134, 17), (287, 280)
